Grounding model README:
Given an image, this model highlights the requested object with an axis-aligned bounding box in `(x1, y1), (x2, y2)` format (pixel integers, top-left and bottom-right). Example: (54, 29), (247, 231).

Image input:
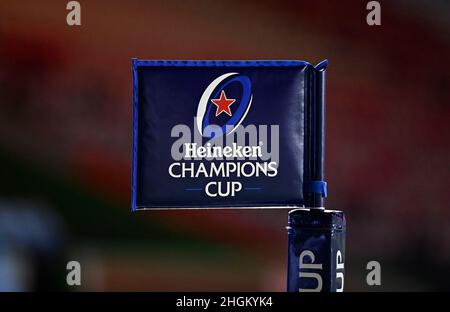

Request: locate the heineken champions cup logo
(196, 72), (253, 137)
(169, 73), (280, 198)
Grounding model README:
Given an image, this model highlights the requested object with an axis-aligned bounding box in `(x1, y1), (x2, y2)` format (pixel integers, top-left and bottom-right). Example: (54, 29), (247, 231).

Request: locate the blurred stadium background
(0, 0), (449, 291)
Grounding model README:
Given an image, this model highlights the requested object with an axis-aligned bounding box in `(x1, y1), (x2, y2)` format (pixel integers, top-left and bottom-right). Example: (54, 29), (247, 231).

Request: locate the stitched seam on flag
(133, 60), (311, 68)
(131, 58), (139, 211)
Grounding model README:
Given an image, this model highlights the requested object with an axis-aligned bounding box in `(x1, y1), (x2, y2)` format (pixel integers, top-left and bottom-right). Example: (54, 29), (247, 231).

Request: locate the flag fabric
(131, 59), (327, 210)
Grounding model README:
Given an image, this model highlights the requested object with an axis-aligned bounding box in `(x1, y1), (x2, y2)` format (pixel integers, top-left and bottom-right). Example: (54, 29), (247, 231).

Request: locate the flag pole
(287, 60), (346, 292)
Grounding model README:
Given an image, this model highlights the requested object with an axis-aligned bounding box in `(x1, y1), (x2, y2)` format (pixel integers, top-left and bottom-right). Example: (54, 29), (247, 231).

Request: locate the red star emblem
(211, 90), (236, 117)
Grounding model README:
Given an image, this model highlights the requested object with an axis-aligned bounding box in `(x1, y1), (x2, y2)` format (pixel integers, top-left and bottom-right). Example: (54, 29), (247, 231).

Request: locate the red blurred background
(0, 0), (449, 291)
